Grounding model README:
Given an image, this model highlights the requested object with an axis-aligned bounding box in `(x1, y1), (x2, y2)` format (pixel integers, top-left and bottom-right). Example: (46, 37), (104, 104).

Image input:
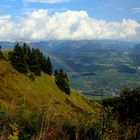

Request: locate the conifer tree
(63, 73), (70, 95)
(46, 57), (52, 75)
(8, 43), (54, 77)
(55, 69), (70, 95)
(9, 43), (28, 73)
(23, 43), (29, 55)
(64, 73), (69, 83)
(26, 45), (32, 69)
(55, 69), (64, 90)
(37, 51), (47, 73)
(41, 56), (48, 74)
(29, 48), (41, 76)
(54, 69), (58, 77)
(22, 43), (30, 69)
(0, 45), (4, 59)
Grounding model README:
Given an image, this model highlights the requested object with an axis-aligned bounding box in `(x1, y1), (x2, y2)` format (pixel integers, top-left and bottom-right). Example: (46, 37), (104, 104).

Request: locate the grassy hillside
(1, 51), (139, 140)
(0, 55), (102, 139)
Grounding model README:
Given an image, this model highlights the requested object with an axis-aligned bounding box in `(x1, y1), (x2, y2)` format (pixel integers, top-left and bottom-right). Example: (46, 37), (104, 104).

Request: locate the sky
(0, 0), (140, 41)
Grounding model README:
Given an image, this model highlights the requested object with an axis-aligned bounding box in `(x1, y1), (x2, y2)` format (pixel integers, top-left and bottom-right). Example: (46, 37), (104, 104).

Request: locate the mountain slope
(0, 57), (102, 139)
(1, 40), (140, 97)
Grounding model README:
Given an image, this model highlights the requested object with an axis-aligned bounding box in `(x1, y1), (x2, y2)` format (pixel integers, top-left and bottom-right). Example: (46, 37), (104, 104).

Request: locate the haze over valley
(1, 40), (140, 98)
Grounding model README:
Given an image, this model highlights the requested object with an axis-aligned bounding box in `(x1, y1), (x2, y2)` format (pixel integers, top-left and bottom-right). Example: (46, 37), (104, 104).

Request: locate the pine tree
(8, 43), (54, 78)
(0, 45), (4, 59)
(55, 69), (64, 91)
(37, 51), (47, 73)
(64, 73), (70, 95)
(54, 69), (58, 77)
(29, 48), (41, 76)
(59, 69), (64, 78)
(46, 57), (53, 75)
(41, 56), (48, 74)
(64, 73), (69, 83)
(55, 69), (70, 95)
(26, 45), (32, 69)
(9, 43), (28, 73)
(23, 43), (29, 55)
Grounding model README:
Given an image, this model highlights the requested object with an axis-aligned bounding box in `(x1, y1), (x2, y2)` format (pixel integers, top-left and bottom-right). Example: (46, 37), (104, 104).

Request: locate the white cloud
(24, 0), (70, 3)
(0, 9), (139, 41)
(132, 7), (140, 13)
(0, 15), (11, 21)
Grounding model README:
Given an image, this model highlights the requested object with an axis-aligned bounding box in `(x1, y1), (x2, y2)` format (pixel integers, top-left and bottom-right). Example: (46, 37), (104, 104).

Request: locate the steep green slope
(0, 57), (102, 139)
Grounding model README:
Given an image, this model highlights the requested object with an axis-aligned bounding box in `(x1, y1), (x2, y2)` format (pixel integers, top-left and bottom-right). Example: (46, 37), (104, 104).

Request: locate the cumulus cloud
(0, 9), (139, 41)
(24, 0), (70, 3)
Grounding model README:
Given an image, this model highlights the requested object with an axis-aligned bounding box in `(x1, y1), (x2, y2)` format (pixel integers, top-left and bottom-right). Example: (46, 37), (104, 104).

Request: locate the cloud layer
(0, 9), (139, 41)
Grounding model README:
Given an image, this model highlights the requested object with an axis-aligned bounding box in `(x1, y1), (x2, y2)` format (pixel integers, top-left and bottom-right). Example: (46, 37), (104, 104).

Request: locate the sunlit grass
(0, 59), (102, 129)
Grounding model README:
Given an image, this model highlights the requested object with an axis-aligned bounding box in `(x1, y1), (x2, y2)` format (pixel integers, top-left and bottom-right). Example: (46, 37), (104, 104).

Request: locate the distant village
(78, 86), (121, 97)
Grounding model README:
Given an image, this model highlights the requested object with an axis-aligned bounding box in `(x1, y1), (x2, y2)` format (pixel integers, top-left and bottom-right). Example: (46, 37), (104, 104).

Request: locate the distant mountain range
(1, 39), (139, 50)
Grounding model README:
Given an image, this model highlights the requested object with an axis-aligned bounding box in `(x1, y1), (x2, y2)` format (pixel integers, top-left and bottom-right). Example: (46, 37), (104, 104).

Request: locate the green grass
(0, 58), (102, 138)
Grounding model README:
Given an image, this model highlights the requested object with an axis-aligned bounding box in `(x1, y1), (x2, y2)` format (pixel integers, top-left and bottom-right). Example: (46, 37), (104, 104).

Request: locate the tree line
(7, 43), (70, 95)
(0, 46), (4, 59)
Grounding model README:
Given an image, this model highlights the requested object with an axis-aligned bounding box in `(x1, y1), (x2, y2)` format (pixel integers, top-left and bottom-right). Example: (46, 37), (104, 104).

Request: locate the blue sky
(0, 0), (140, 41)
(1, 0), (140, 21)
